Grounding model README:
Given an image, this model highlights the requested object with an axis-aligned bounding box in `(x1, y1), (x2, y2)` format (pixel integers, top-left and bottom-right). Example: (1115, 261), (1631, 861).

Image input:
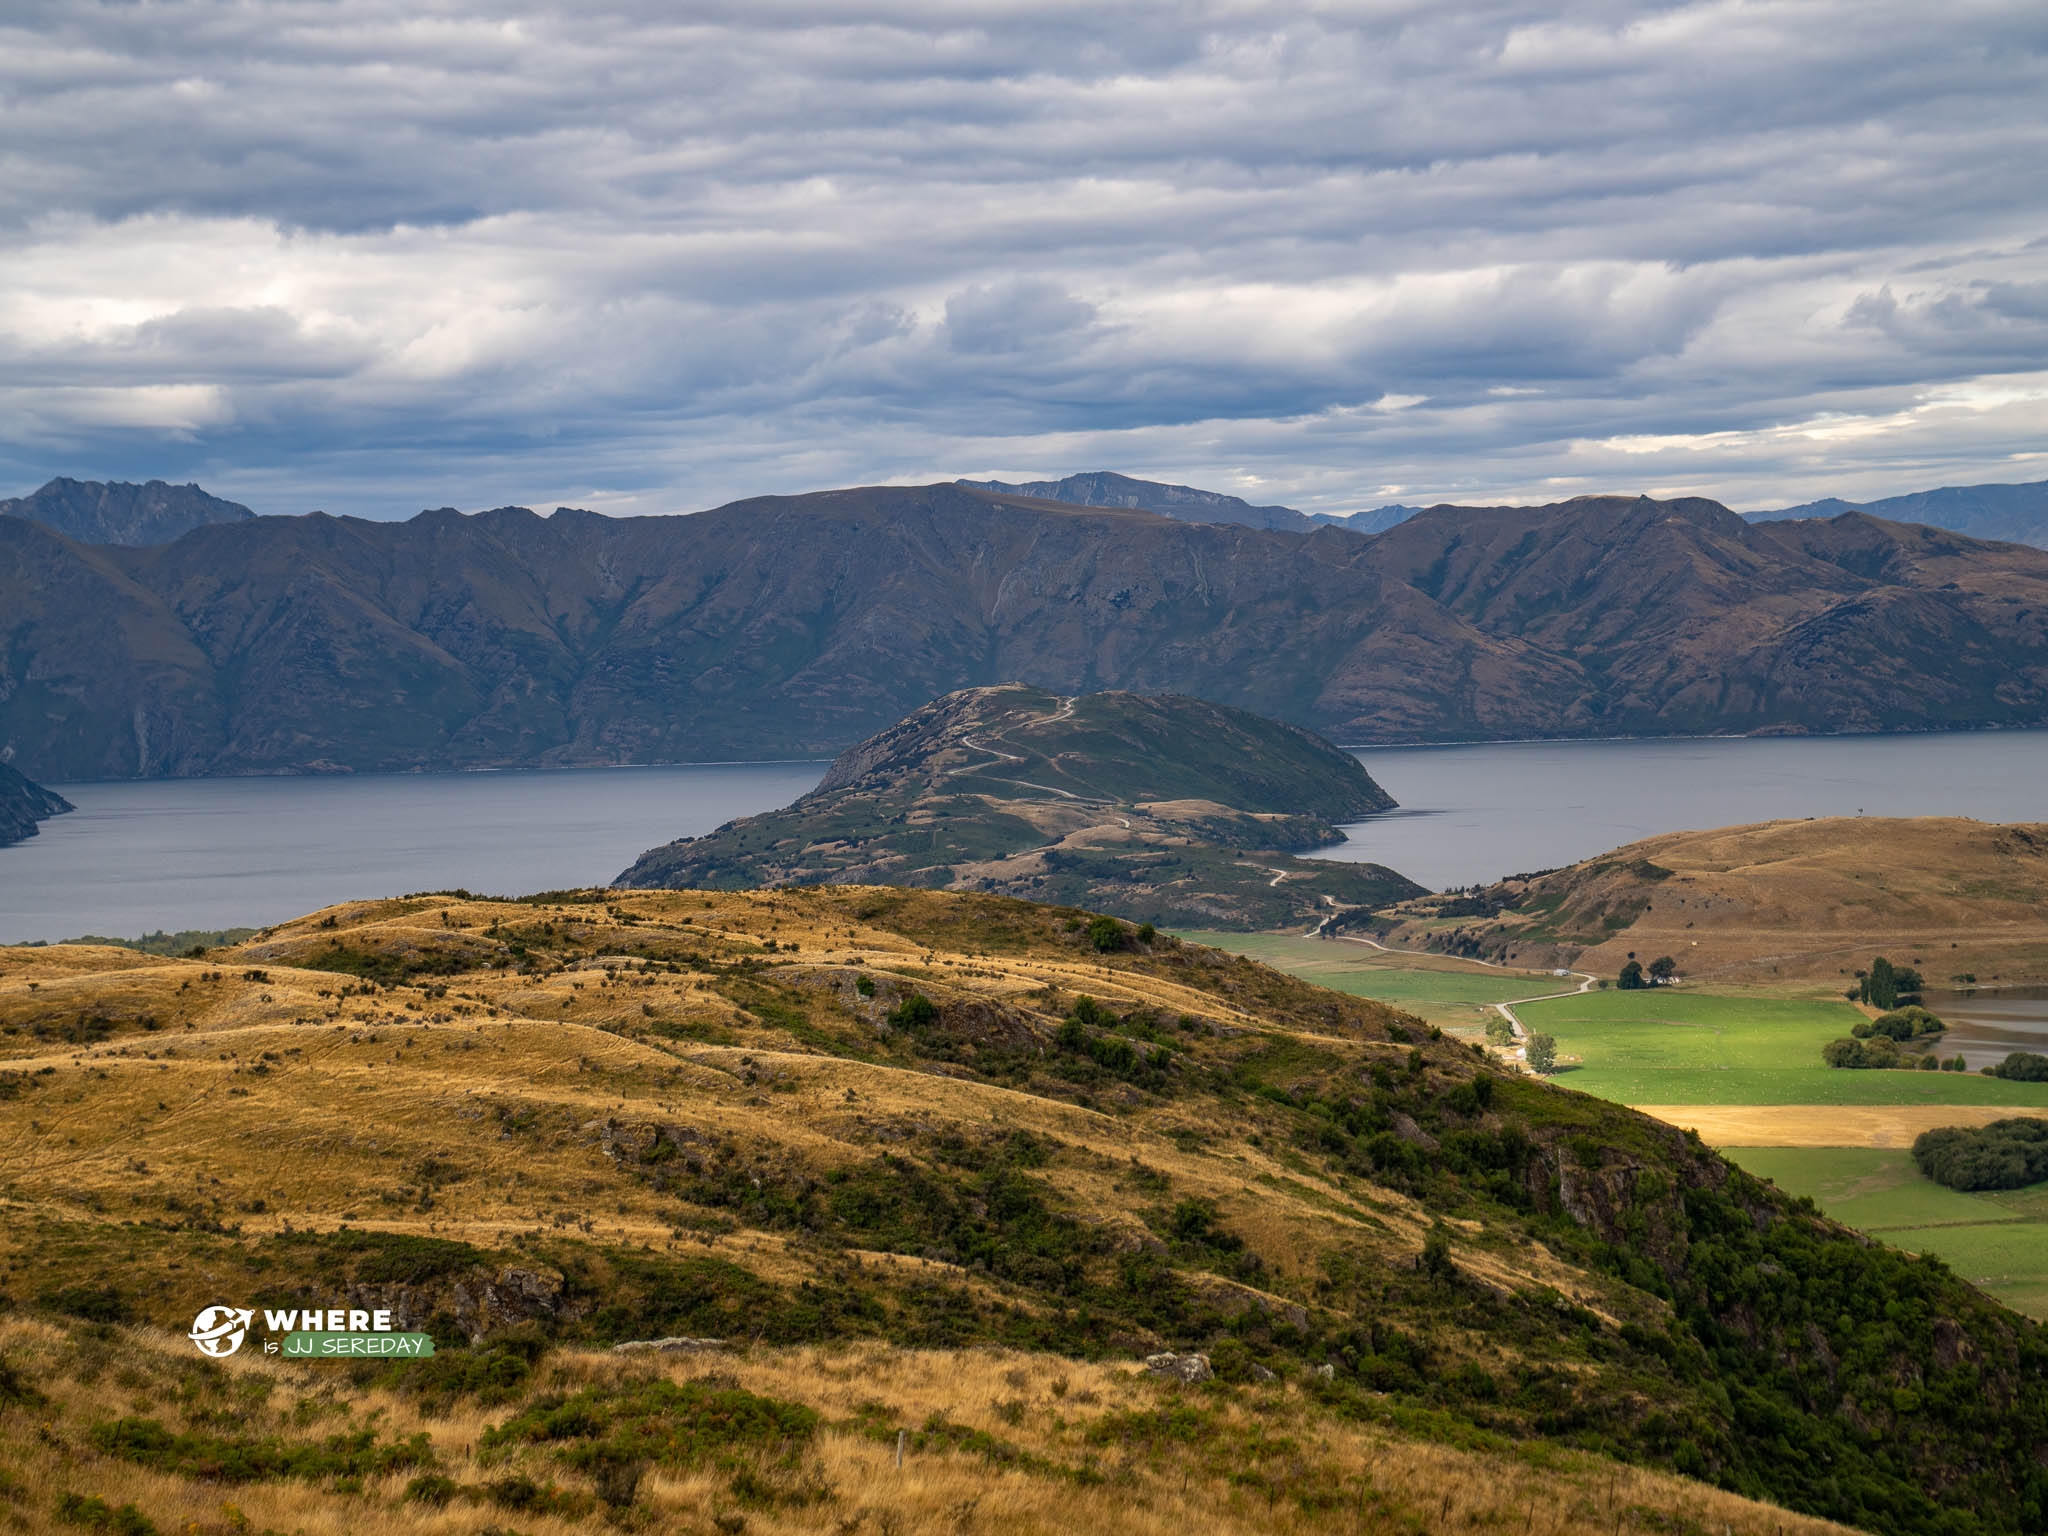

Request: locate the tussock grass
(0, 1316), (1855, 1536)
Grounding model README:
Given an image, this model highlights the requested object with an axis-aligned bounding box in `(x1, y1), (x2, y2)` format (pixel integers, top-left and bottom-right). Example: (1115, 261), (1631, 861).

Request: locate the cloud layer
(0, 0), (2043, 517)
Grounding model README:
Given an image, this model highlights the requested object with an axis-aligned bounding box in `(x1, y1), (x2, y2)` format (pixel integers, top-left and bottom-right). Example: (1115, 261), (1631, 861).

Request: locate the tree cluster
(1852, 1006), (1945, 1042)
(1990, 1050), (2048, 1082)
(1821, 1035), (1964, 1071)
(1851, 956), (1924, 1011)
(1912, 1118), (2048, 1191)
(1616, 956), (1678, 990)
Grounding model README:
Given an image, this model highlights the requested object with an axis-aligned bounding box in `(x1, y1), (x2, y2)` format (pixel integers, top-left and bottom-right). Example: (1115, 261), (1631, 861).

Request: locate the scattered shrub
(54, 1494), (158, 1535)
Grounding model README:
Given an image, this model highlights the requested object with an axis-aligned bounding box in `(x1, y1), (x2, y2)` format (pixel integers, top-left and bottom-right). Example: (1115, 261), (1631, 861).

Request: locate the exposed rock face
(0, 477), (254, 546)
(618, 684), (1422, 928)
(341, 1262), (574, 1343)
(1143, 1351), (1214, 1383)
(5, 482), (2048, 780)
(0, 761), (73, 847)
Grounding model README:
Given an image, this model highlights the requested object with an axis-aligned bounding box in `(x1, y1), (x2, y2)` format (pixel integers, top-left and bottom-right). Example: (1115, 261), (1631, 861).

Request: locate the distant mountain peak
(959, 469), (1434, 537)
(1747, 477), (2048, 549)
(0, 477), (255, 547)
(959, 470), (1315, 531)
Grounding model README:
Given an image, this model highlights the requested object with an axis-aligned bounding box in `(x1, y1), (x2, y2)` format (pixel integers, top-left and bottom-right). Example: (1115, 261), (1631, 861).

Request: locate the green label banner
(282, 1332), (435, 1358)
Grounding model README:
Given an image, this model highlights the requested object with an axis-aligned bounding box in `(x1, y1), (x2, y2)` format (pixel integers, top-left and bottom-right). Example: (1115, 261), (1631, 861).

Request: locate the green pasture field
(1516, 990), (2048, 1107)
(1727, 1147), (2048, 1319)
(1176, 931), (1539, 1031)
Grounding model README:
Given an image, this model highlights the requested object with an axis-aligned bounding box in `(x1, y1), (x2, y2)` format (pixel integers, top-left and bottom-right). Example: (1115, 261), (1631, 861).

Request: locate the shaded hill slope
(1383, 816), (2048, 986)
(1, 887), (2044, 1533)
(619, 685), (1419, 927)
(0, 476), (254, 546)
(7, 483), (2048, 780)
(0, 761), (72, 846)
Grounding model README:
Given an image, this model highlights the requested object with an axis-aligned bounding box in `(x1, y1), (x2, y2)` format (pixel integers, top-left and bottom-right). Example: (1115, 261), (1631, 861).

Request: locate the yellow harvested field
(1635, 1103), (2048, 1147)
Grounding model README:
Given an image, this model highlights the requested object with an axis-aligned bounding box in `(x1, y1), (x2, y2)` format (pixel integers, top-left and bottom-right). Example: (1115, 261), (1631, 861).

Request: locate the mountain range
(7, 482), (2048, 782)
(0, 476), (254, 546)
(959, 469), (1422, 534)
(1749, 479), (2048, 549)
(7, 469), (2040, 548)
(971, 468), (2048, 547)
(620, 684), (1421, 927)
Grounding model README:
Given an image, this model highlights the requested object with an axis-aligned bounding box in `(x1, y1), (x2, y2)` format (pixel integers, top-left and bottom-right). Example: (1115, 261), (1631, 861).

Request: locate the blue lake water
(4, 728), (2047, 944)
(1, 763), (824, 944)
(1319, 730), (2048, 890)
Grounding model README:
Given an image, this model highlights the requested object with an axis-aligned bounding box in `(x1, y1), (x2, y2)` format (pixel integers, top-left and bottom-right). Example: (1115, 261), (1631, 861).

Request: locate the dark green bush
(1992, 1051), (2048, 1082)
(1913, 1118), (2048, 1191)
(54, 1494), (158, 1535)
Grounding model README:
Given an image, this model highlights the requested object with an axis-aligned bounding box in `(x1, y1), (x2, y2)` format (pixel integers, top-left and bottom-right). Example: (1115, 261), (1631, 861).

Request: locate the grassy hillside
(621, 686), (1420, 928)
(1384, 816), (2048, 987)
(3, 888), (2047, 1533)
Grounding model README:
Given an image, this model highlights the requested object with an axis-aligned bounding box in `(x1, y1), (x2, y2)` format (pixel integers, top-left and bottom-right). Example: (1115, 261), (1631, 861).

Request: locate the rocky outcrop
(1143, 1351), (1214, 1383)
(0, 761), (72, 847)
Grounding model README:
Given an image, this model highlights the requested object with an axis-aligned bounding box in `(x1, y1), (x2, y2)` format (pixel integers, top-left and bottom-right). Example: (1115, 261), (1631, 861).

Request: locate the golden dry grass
(0, 1314), (1859, 1536)
(1635, 1104), (2048, 1148)
(0, 884), (1997, 1535)
(0, 888), (1573, 1313)
(1387, 816), (2048, 989)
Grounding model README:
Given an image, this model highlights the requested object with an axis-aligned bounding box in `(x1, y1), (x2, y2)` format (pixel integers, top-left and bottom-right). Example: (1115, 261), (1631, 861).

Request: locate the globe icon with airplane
(189, 1305), (254, 1358)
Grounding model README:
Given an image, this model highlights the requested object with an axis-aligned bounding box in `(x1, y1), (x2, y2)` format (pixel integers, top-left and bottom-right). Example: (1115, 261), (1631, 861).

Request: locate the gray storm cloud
(0, 0), (2041, 517)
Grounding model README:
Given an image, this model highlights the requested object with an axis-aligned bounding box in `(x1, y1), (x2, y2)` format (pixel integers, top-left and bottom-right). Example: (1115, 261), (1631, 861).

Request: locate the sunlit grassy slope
(4, 887), (2047, 1534)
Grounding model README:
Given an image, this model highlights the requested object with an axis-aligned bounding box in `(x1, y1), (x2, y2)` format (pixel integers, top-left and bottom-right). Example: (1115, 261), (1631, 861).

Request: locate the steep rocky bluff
(0, 761), (72, 847)
(0, 476), (254, 546)
(619, 685), (1420, 927)
(6, 482), (2048, 780)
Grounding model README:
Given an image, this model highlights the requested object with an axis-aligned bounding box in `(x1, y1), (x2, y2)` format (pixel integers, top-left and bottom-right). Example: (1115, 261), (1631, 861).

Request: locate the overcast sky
(1, 1), (2043, 519)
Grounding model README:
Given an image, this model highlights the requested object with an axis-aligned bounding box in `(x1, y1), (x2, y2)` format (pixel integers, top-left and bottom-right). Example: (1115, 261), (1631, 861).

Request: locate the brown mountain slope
(1382, 816), (2048, 985)
(1, 886), (2040, 1533)
(5, 484), (2048, 779)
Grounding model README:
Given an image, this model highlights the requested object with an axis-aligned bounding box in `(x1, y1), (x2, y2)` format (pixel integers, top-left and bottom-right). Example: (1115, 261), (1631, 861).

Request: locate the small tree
(886, 992), (937, 1031)
(1648, 956), (1678, 985)
(1484, 1016), (1513, 1047)
(1086, 915), (1125, 953)
(1617, 960), (1646, 991)
(1525, 1033), (1558, 1073)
